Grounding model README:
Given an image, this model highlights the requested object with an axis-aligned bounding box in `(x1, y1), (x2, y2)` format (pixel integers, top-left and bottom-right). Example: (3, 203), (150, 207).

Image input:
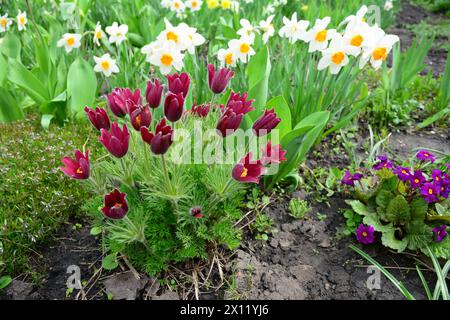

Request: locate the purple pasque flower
(373, 155), (395, 170)
(420, 182), (440, 203)
(409, 170), (426, 189)
(356, 224), (375, 244)
(393, 166), (412, 182)
(416, 150), (436, 163)
(432, 169), (443, 185)
(433, 225), (448, 243)
(341, 170), (363, 187)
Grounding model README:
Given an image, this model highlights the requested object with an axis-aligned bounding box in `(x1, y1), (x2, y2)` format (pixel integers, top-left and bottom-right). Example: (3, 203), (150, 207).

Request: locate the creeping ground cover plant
(60, 65), (288, 274)
(342, 150), (450, 259)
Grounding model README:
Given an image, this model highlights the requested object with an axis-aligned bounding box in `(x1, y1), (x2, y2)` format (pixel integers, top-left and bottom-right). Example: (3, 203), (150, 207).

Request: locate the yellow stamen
(76, 168), (83, 174)
(331, 51), (345, 64)
(240, 43), (250, 54)
(161, 54), (173, 66)
(136, 114), (142, 126)
(113, 203), (122, 208)
(373, 47), (387, 61)
(414, 179), (419, 184)
(96, 31), (102, 39)
(240, 167), (248, 178)
(101, 60), (110, 70)
(166, 31), (179, 43)
(225, 52), (233, 65)
(315, 30), (328, 42)
(19, 16), (25, 25)
(362, 232), (367, 237)
(428, 189), (433, 195)
(67, 37), (75, 46)
(350, 35), (363, 47)
(0, 18), (6, 27)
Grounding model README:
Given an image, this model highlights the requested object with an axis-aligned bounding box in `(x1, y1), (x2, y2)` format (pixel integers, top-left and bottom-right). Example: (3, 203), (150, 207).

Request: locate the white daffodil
(359, 26), (399, 70)
(179, 23), (206, 54)
(17, 10), (27, 31)
(217, 48), (237, 67)
(94, 53), (119, 77)
(171, 0), (186, 12)
(278, 13), (309, 44)
(157, 19), (191, 51)
(341, 5), (368, 29)
(304, 17), (336, 53)
(93, 22), (104, 46)
(105, 22), (128, 45)
(237, 19), (256, 37)
(141, 41), (162, 63)
(384, 0), (394, 11)
(186, 0), (203, 11)
(259, 15), (275, 44)
(161, 0), (172, 8)
(343, 20), (371, 56)
(0, 14), (13, 32)
(228, 34), (255, 63)
(57, 33), (82, 53)
(317, 33), (359, 74)
(149, 41), (184, 75)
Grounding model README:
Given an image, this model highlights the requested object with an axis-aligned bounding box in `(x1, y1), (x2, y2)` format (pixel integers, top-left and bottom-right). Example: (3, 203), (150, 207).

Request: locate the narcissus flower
(232, 153), (265, 184)
(237, 19), (256, 37)
(84, 106), (111, 131)
(356, 224), (375, 244)
(261, 142), (287, 165)
(217, 48), (238, 67)
(164, 92), (185, 122)
(145, 80), (164, 108)
(167, 72), (190, 97)
(393, 166), (411, 182)
(252, 109), (281, 137)
(130, 106), (152, 131)
(359, 26), (399, 70)
(17, 10), (27, 31)
(228, 34), (256, 63)
(99, 123), (130, 158)
(373, 155), (394, 170)
(107, 88), (141, 117)
(191, 207), (203, 218)
(207, 64), (234, 94)
(420, 182), (440, 203)
(93, 22), (104, 46)
(149, 41), (184, 75)
(0, 14), (13, 32)
(259, 15), (275, 44)
(433, 225), (448, 243)
(141, 118), (174, 155)
(207, 0), (219, 9)
(304, 17), (336, 53)
(94, 53), (119, 77)
(186, 0), (203, 11)
(105, 22), (128, 45)
(416, 150), (436, 163)
(171, 0), (186, 12)
(318, 33), (359, 74)
(278, 13), (309, 43)
(102, 189), (128, 220)
(409, 170), (426, 189)
(341, 170), (363, 186)
(57, 33), (82, 53)
(60, 150), (90, 180)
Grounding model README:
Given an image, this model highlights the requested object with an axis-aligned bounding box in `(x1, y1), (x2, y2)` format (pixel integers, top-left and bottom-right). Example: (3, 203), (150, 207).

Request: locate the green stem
(161, 154), (170, 185)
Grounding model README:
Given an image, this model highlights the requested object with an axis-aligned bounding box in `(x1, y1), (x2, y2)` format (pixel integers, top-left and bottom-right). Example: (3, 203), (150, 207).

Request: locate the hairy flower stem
(161, 154), (171, 186)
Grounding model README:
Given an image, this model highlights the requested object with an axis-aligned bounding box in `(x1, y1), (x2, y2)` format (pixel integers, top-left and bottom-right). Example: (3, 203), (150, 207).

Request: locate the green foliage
(344, 155), (449, 257)
(0, 276), (12, 291)
(289, 199), (311, 220)
(0, 114), (94, 275)
(342, 209), (363, 236)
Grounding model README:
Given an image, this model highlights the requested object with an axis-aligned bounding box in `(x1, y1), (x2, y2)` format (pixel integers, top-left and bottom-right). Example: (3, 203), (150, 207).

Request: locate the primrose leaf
(345, 200), (373, 216)
(386, 195), (411, 225)
(381, 228), (408, 252)
(405, 221), (433, 251)
(410, 197), (428, 221)
(376, 190), (394, 209)
(102, 253), (119, 271)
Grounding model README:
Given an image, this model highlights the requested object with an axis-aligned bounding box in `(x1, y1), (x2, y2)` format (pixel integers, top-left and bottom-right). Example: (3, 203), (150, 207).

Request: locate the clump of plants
(61, 65), (288, 274)
(0, 115), (93, 275)
(342, 151), (450, 258)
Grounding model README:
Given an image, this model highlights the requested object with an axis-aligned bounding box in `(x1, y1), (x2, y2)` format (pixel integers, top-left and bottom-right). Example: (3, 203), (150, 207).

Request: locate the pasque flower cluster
(61, 64), (287, 220)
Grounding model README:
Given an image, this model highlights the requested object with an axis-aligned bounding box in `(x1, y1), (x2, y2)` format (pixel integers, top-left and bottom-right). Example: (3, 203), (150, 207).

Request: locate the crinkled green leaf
(381, 228), (408, 252)
(386, 195), (411, 225)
